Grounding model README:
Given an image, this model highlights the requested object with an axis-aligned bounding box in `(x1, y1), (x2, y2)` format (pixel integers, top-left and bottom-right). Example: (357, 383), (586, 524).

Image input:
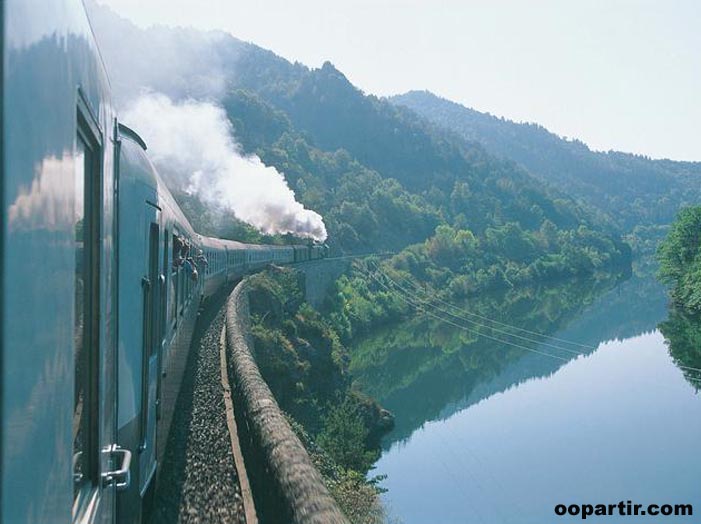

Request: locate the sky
(96, 0), (700, 161)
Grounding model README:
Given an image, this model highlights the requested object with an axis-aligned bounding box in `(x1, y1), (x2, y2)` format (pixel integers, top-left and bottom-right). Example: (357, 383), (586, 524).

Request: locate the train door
(139, 205), (161, 495)
(73, 99), (128, 524)
(157, 229), (169, 418)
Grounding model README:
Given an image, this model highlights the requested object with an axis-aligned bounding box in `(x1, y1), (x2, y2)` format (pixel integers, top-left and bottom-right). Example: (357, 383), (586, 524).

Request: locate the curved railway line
(146, 288), (254, 523)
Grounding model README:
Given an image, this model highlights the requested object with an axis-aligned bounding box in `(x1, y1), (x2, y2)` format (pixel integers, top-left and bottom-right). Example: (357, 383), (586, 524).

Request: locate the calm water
(351, 275), (701, 524)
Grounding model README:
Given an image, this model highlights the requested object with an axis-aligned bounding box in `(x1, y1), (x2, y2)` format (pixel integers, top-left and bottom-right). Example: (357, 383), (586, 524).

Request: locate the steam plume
(122, 93), (327, 241)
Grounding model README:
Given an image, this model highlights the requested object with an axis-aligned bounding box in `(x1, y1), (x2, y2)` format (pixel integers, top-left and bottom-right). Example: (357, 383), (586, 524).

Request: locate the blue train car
(1, 2), (123, 522)
(222, 239), (248, 281)
(199, 235), (228, 297)
(0, 2), (328, 522)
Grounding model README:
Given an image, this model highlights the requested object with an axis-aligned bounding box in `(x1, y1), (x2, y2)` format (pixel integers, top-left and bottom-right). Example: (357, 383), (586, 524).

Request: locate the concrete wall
(224, 280), (349, 524)
(295, 258), (351, 308)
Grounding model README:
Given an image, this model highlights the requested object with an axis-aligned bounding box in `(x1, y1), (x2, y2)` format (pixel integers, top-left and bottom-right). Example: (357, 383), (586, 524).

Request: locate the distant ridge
(390, 90), (701, 232)
(88, 1), (632, 281)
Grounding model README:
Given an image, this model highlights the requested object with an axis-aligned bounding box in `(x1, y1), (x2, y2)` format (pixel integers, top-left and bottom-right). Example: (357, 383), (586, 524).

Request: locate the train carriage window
(162, 230), (169, 339)
(178, 267), (184, 314)
(140, 223), (159, 445)
(185, 254), (190, 300)
(171, 232), (179, 326)
(73, 105), (102, 516)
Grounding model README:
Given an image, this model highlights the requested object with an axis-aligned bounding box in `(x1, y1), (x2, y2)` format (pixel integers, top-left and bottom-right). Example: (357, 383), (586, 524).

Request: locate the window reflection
(73, 135), (92, 503)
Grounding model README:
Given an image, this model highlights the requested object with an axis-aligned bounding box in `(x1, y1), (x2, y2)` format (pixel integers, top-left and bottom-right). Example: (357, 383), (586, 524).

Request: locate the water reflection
(352, 274), (700, 524)
(659, 308), (701, 391)
(351, 273), (667, 447)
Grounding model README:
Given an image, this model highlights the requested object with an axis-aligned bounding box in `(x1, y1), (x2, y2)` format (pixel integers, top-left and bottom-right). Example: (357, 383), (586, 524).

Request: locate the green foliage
(223, 89), (292, 151)
(392, 90), (701, 236)
(247, 268), (390, 469)
(286, 416), (387, 524)
(220, 58), (632, 271)
(426, 225), (479, 270)
(348, 272), (634, 444)
(659, 308), (701, 391)
(657, 206), (701, 311)
(91, 7), (634, 277)
(323, 219), (630, 345)
(248, 270), (396, 522)
(92, 6), (640, 283)
(317, 396), (378, 473)
(248, 268), (345, 432)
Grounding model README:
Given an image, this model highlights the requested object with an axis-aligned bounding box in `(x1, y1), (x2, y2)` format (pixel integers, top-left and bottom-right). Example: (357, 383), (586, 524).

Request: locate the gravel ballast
(148, 289), (246, 524)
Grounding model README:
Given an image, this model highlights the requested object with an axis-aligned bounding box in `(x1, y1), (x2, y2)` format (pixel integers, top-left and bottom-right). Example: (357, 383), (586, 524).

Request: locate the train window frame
(73, 93), (103, 521)
(170, 230), (179, 328)
(162, 228), (169, 342)
(139, 222), (159, 450)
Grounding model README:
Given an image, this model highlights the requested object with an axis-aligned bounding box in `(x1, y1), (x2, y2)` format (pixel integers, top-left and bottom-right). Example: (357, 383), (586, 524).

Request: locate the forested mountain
(85, 6), (640, 515)
(87, 2), (630, 293)
(390, 90), (701, 235)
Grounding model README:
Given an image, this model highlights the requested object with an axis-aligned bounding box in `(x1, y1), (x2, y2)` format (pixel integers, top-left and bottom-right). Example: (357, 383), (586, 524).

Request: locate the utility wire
(356, 265), (570, 362)
(357, 261), (701, 384)
(368, 259), (595, 350)
(675, 363), (701, 375)
(368, 261), (701, 377)
(365, 261), (587, 357)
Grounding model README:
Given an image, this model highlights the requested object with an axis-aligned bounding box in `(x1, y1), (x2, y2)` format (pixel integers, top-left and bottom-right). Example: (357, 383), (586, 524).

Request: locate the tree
(658, 206), (701, 311)
(658, 206), (701, 283)
(317, 397), (375, 472)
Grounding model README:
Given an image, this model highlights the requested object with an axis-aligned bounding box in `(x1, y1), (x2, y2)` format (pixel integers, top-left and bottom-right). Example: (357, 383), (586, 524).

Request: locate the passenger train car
(0, 2), (326, 523)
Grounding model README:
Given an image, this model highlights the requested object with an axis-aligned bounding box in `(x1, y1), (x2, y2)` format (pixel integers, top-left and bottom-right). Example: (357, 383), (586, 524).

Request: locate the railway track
(147, 288), (252, 523)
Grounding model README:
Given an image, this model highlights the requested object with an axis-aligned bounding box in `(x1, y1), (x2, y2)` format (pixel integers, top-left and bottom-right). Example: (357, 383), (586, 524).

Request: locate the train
(0, 2), (326, 523)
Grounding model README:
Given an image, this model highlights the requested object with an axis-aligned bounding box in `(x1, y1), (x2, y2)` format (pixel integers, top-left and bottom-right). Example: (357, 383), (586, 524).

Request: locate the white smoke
(122, 93), (327, 241)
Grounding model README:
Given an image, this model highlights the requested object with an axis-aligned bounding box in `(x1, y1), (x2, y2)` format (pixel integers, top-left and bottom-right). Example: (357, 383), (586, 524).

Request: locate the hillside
(390, 90), (701, 235)
(87, 2), (631, 290)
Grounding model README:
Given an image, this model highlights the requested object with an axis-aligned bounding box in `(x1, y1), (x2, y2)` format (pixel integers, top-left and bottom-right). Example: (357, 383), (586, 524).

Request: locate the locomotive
(0, 2), (325, 522)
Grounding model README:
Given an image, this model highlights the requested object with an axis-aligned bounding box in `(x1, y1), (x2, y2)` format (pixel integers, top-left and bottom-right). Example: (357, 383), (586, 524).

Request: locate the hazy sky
(96, 0), (700, 161)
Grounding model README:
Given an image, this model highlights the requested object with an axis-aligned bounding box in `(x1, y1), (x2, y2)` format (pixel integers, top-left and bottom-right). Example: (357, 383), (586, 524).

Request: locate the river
(350, 274), (701, 524)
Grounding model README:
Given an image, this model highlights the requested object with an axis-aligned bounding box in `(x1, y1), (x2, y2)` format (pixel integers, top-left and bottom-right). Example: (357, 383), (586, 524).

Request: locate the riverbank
(244, 267), (393, 523)
(362, 273), (700, 524)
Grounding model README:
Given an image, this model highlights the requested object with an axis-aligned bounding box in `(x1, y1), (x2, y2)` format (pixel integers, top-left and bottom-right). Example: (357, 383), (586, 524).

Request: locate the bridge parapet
(224, 280), (350, 524)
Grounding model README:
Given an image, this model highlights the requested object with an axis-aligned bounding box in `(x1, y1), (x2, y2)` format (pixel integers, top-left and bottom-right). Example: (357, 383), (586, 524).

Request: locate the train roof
(118, 127), (314, 253)
(119, 127), (197, 240)
(198, 236), (297, 252)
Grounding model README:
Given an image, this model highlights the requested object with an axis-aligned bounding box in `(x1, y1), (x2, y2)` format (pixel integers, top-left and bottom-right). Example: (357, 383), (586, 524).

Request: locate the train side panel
(200, 236), (227, 298)
(221, 239), (248, 281)
(1, 1), (119, 522)
(115, 137), (162, 521)
(115, 133), (207, 521)
(150, 197), (202, 499)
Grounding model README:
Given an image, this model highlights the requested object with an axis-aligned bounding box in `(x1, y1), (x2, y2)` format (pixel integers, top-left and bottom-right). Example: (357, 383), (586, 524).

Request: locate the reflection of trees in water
(565, 273), (667, 344)
(351, 272), (667, 447)
(659, 308), (701, 391)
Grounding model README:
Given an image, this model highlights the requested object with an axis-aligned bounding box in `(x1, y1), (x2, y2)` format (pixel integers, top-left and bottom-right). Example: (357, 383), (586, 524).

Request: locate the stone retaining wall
(295, 258), (351, 308)
(224, 280), (349, 524)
